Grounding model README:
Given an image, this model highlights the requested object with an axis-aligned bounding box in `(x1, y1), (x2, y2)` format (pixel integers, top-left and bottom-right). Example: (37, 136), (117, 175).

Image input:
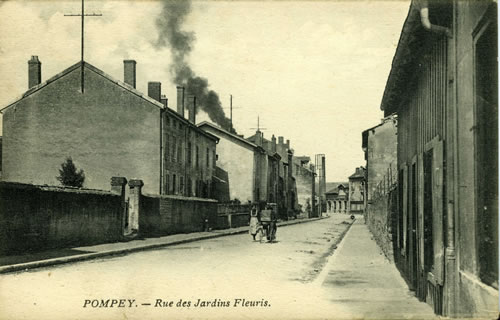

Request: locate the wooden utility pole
(64, 0), (102, 93)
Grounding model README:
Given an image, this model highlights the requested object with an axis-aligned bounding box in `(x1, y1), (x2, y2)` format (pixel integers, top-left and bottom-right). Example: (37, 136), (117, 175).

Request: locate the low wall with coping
(140, 194), (218, 236)
(0, 182), (123, 255)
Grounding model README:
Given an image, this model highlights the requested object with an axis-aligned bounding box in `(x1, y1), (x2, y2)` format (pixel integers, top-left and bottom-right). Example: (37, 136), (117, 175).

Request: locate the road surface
(0, 215), (435, 319)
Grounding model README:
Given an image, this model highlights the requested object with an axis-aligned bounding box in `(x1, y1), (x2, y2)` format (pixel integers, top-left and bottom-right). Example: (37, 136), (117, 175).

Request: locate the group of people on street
(249, 203), (277, 243)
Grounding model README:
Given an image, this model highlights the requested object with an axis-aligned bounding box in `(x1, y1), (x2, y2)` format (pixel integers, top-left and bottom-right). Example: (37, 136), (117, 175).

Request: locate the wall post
(110, 176), (128, 235)
(127, 179), (144, 237)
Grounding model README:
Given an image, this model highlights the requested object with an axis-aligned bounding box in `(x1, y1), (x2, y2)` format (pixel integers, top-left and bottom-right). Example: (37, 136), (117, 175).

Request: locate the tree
(57, 157), (85, 188)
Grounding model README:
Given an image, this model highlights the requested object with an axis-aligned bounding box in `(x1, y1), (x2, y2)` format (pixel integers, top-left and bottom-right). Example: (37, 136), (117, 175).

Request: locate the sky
(0, 0), (410, 182)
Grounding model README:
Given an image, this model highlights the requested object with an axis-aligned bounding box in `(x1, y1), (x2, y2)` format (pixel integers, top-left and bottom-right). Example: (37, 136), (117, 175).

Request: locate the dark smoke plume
(155, 0), (234, 133)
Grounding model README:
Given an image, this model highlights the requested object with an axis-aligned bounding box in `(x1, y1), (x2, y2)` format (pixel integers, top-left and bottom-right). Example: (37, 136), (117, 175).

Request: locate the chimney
(263, 140), (269, 152)
(255, 131), (263, 147)
(176, 86), (185, 117)
(278, 136), (284, 145)
(286, 139), (290, 150)
(187, 95), (196, 124)
(271, 135), (277, 153)
(160, 94), (168, 108)
(148, 82), (161, 102)
(28, 56), (41, 89)
(123, 60), (136, 88)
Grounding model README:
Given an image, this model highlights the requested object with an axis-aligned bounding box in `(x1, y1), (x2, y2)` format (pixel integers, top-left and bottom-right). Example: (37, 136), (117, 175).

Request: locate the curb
(0, 216), (329, 275)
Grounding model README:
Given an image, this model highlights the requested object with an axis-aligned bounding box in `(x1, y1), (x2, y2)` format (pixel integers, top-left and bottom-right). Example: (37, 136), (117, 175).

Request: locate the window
(475, 14), (498, 288)
(180, 176), (184, 196)
(423, 150), (434, 273)
(172, 139), (177, 162)
(206, 147), (210, 168)
(166, 174), (170, 195)
(188, 142), (192, 165)
(166, 135), (170, 162)
(172, 174), (177, 194)
(213, 150), (216, 168)
(187, 179), (192, 197)
(196, 146), (199, 169)
(178, 141), (183, 164)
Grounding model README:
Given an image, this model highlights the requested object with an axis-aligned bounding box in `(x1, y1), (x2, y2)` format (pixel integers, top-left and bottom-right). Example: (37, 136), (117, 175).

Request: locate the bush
(56, 157), (85, 188)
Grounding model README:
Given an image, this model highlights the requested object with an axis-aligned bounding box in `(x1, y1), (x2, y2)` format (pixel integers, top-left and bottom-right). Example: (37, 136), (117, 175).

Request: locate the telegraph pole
(64, 0), (102, 93)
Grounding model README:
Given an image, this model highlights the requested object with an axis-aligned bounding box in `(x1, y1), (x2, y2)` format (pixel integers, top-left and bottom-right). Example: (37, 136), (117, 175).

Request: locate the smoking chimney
(148, 82), (161, 102)
(123, 60), (137, 88)
(187, 95), (196, 124)
(28, 56), (41, 89)
(176, 86), (185, 117)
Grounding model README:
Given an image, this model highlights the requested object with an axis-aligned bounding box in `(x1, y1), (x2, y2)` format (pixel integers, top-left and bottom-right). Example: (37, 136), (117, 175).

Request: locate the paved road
(0, 216), (435, 320)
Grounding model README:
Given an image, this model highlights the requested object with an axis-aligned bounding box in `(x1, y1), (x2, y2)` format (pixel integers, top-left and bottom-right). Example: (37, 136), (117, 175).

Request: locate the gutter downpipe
(445, 1), (459, 316)
(160, 108), (165, 195)
(418, 1), (452, 38)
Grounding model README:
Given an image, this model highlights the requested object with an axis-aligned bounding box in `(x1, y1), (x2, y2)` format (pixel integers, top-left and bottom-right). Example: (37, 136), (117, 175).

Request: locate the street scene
(0, 216), (437, 319)
(0, 0), (498, 319)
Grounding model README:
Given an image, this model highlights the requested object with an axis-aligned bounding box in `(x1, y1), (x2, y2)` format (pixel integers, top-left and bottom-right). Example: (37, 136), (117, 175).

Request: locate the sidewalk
(317, 219), (438, 319)
(0, 215), (327, 274)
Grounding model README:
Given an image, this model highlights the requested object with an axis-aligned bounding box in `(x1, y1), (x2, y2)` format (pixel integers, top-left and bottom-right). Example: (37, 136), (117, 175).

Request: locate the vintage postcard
(0, 0), (498, 319)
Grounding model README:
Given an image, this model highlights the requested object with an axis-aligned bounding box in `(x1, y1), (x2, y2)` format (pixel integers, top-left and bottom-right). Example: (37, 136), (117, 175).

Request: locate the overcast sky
(0, 0), (409, 182)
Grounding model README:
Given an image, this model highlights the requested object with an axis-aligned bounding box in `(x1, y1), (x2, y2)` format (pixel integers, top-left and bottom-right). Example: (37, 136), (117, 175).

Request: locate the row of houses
(0, 56), (319, 220)
(200, 122), (317, 219)
(362, 1), (498, 318)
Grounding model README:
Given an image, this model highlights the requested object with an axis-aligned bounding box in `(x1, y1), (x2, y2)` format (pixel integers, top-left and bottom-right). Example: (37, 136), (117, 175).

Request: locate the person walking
(249, 205), (259, 241)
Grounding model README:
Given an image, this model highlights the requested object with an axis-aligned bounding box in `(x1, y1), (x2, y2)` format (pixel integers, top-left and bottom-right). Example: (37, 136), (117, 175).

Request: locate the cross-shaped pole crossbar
(64, 0), (102, 93)
(250, 116), (267, 131)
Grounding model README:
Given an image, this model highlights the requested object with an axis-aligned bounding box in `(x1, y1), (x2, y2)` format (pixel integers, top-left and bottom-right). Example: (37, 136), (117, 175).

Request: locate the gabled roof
(198, 121), (259, 150)
(349, 168), (366, 179)
(0, 61), (164, 113)
(0, 60), (218, 142)
(325, 182), (349, 194)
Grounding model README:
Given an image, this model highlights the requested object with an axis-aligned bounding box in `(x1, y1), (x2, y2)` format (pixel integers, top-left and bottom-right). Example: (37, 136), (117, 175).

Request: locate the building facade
(325, 183), (349, 214)
(0, 58), (218, 197)
(159, 87), (218, 198)
(381, 1), (498, 317)
(198, 121), (266, 204)
(348, 167), (365, 214)
(362, 115), (398, 261)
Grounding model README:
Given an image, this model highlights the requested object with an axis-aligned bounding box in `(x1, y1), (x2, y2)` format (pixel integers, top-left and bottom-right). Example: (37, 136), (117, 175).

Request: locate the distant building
(198, 121), (267, 204)
(362, 115), (397, 203)
(348, 167), (365, 214)
(246, 131), (295, 219)
(0, 58), (218, 196)
(291, 155), (315, 217)
(361, 115), (398, 262)
(325, 183), (349, 213)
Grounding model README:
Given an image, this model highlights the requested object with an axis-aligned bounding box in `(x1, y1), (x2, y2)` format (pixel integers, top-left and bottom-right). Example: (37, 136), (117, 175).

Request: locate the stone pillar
(127, 179), (144, 236)
(111, 177), (128, 234)
(111, 176), (127, 195)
